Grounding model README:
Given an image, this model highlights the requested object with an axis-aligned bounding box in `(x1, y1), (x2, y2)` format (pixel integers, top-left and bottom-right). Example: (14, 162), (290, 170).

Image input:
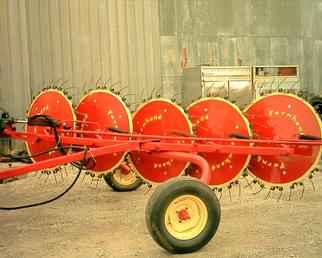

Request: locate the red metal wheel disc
(26, 89), (75, 162)
(130, 99), (193, 183)
(76, 90), (132, 172)
(244, 93), (322, 186)
(187, 98), (251, 186)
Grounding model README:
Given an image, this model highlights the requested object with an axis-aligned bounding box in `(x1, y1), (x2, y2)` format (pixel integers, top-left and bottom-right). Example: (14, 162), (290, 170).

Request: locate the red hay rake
(0, 87), (321, 253)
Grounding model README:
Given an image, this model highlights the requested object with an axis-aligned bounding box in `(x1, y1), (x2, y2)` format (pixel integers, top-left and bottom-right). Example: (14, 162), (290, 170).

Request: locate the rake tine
(81, 172), (87, 184)
(60, 170), (64, 182)
(228, 187), (232, 202)
(264, 189), (272, 200)
(244, 177), (253, 190)
(59, 80), (69, 88)
(310, 179), (316, 192)
(118, 85), (129, 93)
(81, 81), (88, 94)
(218, 189), (223, 201)
(103, 78), (111, 89)
(90, 173), (96, 184)
(288, 187), (293, 201)
(37, 170), (44, 179)
(53, 78), (63, 88)
(149, 88), (156, 99)
(238, 182), (242, 200)
(38, 171), (46, 185)
(277, 188), (283, 202)
(110, 81), (121, 89)
(53, 172), (58, 184)
(95, 175), (101, 189)
(43, 173), (50, 185)
(95, 76), (103, 88)
(252, 184), (265, 195)
(63, 166), (68, 177)
(144, 183), (153, 195)
(48, 79), (54, 88)
(299, 183), (305, 200)
(155, 86), (163, 97)
(139, 87), (146, 102)
(243, 177), (253, 190)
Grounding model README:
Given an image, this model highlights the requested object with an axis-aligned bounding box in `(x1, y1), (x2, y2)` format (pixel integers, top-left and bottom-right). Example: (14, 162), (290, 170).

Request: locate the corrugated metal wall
(0, 0), (161, 117)
(159, 0), (322, 97)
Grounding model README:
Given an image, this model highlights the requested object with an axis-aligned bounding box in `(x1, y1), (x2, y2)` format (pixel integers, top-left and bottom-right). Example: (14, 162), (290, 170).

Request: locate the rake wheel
(146, 177), (220, 253)
(187, 97), (251, 187)
(26, 89), (75, 162)
(130, 99), (193, 184)
(76, 89), (132, 172)
(244, 93), (322, 187)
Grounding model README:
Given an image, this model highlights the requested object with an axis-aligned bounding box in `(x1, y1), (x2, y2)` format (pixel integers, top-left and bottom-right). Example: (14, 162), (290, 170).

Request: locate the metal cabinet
(182, 65), (300, 109)
(253, 65), (300, 98)
(182, 66), (253, 108)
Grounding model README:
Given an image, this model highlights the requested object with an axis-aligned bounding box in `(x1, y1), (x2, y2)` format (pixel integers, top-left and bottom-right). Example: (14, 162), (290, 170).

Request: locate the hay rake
(0, 87), (321, 254)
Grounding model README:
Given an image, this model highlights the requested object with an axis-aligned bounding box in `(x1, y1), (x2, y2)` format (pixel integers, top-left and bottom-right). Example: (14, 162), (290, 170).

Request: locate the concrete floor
(0, 168), (322, 258)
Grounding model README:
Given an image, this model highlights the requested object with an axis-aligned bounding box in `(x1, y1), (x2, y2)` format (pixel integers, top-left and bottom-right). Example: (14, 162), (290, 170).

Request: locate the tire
(103, 167), (143, 192)
(310, 96), (322, 120)
(145, 177), (221, 254)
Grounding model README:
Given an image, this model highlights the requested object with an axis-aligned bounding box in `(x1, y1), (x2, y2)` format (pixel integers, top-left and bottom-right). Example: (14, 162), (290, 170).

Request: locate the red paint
(245, 94), (322, 185)
(177, 209), (191, 221)
(26, 90), (75, 162)
(187, 98), (251, 186)
(151, 152), (210, 184)
(130, 100), (192, 183)
(76, 90), (132, 172)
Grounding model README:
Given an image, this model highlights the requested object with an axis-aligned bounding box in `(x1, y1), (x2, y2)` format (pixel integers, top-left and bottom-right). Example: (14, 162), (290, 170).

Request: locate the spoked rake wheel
(146, 177), (221, 253)
(130, 99), (193, 184)
(245, 93), (322, 193)
(76, 89), (133, 172)
(187, 98), (251, 189)
(26, 89), (75, 162)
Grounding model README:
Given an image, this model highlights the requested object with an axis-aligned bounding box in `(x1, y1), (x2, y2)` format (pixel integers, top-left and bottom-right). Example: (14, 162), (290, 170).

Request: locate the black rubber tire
(310, 96), (322, 120)
(145, 177), (221, 254)
(103, 170), (143, 192)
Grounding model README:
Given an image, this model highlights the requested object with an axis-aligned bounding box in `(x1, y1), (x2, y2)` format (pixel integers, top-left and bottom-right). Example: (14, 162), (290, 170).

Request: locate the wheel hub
(177, 208), (191, 221)
(113, 168), (138, 186)
(165, 195), (208, 240)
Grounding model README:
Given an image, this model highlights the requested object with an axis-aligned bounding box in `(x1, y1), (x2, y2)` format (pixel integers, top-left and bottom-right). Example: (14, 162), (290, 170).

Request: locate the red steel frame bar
(1, 126), (321, 184)
(57, 128), (322, 145)
(0, 142), (139, 180)
(152, 152), (211, 183)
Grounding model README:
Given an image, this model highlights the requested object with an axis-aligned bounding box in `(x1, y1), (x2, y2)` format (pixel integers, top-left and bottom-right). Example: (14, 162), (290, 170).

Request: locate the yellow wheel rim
(113, 168), (138, 186)
(164, 195), (208, 240)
